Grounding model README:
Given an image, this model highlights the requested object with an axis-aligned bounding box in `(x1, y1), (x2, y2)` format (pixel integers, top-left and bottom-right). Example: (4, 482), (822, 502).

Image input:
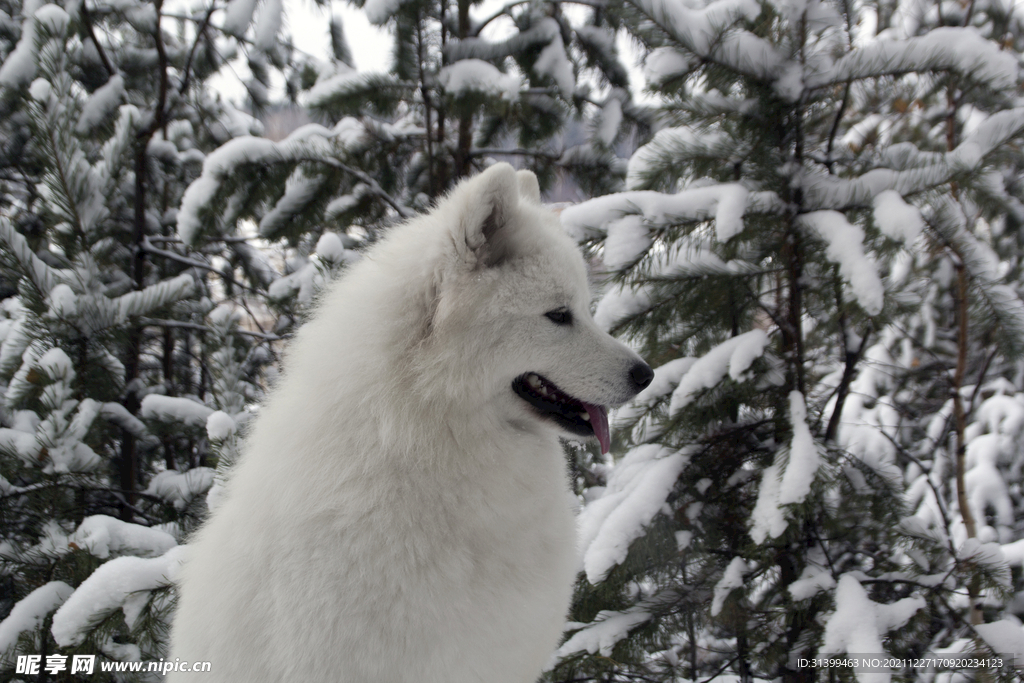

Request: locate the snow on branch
(549, 590), (677, 663)
(221, 0), (258, 36)
(974, 619), (1024, 661)
(711, 556), (749, 616)
(0, 216), (67, 295)
(139, 395), (214, 427)
(778, 391), (821, 506)
(145, 468), (215, 511)
(806, 27), (1017, 91)
(447, 18), (560, 62)
(577, 444), (690, 583)
(0, 581), (73, 653)
(306, 71), (408, 111)
(177, 119), (373, 245)
(669, 329), (769, 414)
(51, 546), (186, 648)
(113, 273), (194, 323)
(632, 0), (786, 82)
(68, 515), (177, 559)
(76, 73), (124, 133)
(363, 0), (408, 24)
(0, 3), (70, 87)
(871, 190), (923, 243)
(438, 59), (522, 101)
(258, 168), (326, 240)
(798, 211), (884, 315)
(626, 126), (729, 188)
(749, 393), (823, 538)
(821, 574), (925, 683)
(803, 108), (1024, 211)
(929, 198), (1024, 358)
(561, 184), (775, 243)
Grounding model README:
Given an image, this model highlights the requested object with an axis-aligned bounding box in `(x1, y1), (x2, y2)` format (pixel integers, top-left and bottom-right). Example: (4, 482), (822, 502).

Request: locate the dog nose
(629, 362), (654, 391)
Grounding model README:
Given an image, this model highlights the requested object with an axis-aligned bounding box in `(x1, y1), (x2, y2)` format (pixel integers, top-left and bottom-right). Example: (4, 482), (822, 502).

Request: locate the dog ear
(458, 163), (520, 268)
(516, 170), (541, 204)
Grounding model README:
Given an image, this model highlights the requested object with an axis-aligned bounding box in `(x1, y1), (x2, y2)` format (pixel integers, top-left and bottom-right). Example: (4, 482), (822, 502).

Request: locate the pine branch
(179, 3), (218, 96)
(140, 238), (260, 293)
(79, 1), (116, 77)
(138, 318), (283, 341)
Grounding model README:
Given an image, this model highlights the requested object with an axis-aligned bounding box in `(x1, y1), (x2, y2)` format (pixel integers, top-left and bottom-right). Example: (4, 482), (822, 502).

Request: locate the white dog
(168, 163), (653, 682)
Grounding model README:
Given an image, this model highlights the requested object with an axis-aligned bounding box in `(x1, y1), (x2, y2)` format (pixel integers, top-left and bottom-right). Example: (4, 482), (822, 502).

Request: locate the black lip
(511, 373), (596, 437)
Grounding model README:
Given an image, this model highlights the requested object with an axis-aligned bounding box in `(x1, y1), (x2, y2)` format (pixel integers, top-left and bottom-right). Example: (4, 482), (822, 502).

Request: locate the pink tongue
(582, 402), (610, 454)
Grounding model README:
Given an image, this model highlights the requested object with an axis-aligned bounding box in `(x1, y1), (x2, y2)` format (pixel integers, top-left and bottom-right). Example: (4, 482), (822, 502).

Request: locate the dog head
(420, 163), (652, 453)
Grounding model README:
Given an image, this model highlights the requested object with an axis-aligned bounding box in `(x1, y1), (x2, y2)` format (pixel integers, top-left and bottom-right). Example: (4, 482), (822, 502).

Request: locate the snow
(798, 211), (884, 316)
(28, 78), (50, 102)
(316, 232), (355, 264)
(643, 47), (695, 86)
(178, 121), (369, 245)
(603, 215), (650, 269)
(177, 136), (276, 243)
(221, 0), (257, 35)
(593, 283), (651, 332)
(139, 394), (214, 427)
(268, 258), (325, 304)
(0, 0), (44, 87)
(714, 185), (749, 240)
(254, 0), (283, 50)
(1002, 538), (1024, 566)
(964, 434), (1014, 530)
(597, 96), (623, 147)
(807, 27), (1017, 91)
(711, 557), (748, 616)
(872, 190), (923, 243)
(975, 392), (1024, 437)
(957, 539), (1010, 587)
(0, 581), (73, 653)
(51, 545), (187, 648)
(69, 515), (177, 559)
(145, 468), (216, 510)
(363, 0), (405, 24)
(259, 168), (322, 238)
(32, 2), (67, 32)
(634, 0), (763, 55)
(439, 59), (521, 101)
(577, 445), (689, 583)
(0, 426), (41, 463)
(76, 74), (125, 133)
(533, 26), (575, 97)
(821, 575), (926, 683)
(749, 464), (787, 543)
(788, 565), (836, 600)
(803, 108), (1024, 210)
(974, 618), (1024, 660)
(206, 410), (238, 440)
(325, 190), (364, 217)
(37, 347), (72, 380)
(669, 329), (769, 415)
(552, 606), (653, 660)
(778, 391), (819, 506)
(561, 184), (763, 244)
(46, 283), (77, 318)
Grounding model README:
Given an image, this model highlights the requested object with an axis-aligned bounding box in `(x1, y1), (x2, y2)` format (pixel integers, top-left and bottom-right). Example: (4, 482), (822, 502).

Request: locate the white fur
(168, 164), (647, 682)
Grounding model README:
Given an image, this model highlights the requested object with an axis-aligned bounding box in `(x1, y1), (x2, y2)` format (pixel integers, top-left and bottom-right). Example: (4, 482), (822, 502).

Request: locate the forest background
(2, 0), (1024, 680)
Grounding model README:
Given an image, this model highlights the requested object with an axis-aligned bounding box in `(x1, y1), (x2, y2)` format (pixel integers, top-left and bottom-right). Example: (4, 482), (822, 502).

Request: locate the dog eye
(545, 308), (573, 325)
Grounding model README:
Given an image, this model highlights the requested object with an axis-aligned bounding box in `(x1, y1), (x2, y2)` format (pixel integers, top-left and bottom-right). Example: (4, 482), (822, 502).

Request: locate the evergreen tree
(0, 0), (292, 673)
(548, 0), (1024, 680)
(175, 0), (646, 320)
